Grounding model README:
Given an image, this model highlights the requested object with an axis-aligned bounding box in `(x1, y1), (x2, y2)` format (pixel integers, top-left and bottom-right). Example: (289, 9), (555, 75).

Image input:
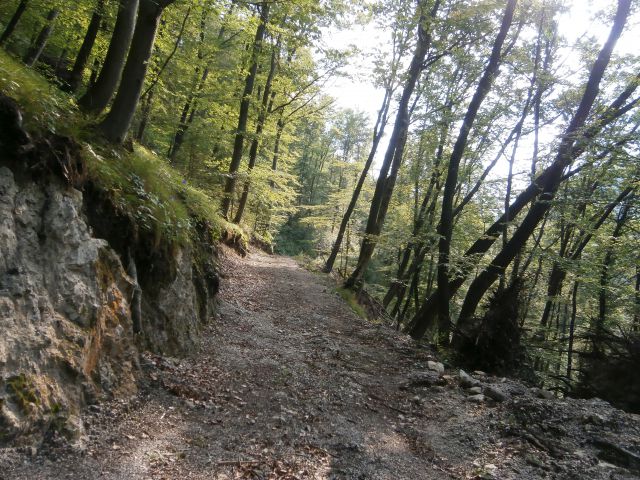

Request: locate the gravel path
(2, 248), (639, 479)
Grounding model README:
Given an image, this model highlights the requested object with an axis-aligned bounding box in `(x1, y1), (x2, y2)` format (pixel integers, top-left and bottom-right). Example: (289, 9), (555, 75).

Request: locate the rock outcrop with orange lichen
(0, 95), (219, 448)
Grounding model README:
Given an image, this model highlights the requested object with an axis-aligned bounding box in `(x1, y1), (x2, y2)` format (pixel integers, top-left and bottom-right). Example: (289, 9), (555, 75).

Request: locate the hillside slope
(2, 248), (639, 479)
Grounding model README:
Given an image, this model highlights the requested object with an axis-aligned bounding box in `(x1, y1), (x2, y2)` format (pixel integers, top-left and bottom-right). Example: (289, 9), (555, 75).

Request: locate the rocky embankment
(1, 249), (639, 479)
(0, 94), (219, 447)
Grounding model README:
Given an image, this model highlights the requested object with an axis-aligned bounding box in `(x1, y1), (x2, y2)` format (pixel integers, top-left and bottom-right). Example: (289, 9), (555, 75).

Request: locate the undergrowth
(0, 49), (245, 248)
(336, 287), (367, 319)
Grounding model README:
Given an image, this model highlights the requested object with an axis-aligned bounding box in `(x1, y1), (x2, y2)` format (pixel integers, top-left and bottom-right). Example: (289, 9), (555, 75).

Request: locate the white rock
(427, 360), (445, 375)
(466, 394), (485, 403)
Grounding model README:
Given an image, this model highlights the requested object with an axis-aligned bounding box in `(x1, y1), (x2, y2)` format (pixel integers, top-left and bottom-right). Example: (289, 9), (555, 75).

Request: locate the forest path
(3, 248), (639, 479)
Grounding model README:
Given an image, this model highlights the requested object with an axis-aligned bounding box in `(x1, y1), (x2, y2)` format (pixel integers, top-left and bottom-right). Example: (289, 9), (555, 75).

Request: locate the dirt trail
(2, 248), (639, 479)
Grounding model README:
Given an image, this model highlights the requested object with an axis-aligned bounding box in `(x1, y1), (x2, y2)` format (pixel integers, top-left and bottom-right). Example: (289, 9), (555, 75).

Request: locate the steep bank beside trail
(2, 248), (639, 479)
(0, 94), (221, 447)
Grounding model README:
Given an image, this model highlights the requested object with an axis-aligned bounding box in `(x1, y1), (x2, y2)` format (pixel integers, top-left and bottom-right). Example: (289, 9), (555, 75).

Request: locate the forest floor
(2, 248), (640, 479)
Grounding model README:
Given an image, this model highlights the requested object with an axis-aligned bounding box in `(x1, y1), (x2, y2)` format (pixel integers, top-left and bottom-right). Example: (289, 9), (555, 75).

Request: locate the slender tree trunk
(156, 5), (206, 160)
(23, 9), (59, 67)
(409, 0), (634, 340)
(221, 2), (270, 220)
(540, 221), (573, 328)
(99, 0), (176, 143)
(68, 0), (105, 92)
(531, 5), (556, 180)
(234, 39), (280, 224)
(436, 0), (517, 343)
(270, 116), (284, 184)
(595, 199), (631, 348)
(0, 0), (28, 46)
(455, 0), (633, 328)
(345, 0), (437, 289)
(89, 57), (100, 86)
(55, 47), (68, 76)
(78, 0), (139, 114)
(521, 254), (544, 326)
(135, 88), (154, 141)
(634, 266), (640, 332)
(169, 66), (208, 161)
(324, 87), (392, 273)
(566, 280), (579, 383)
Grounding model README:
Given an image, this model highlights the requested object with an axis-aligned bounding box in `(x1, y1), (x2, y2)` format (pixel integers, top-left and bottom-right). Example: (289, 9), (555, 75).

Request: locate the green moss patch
(0, 49), (244, 249)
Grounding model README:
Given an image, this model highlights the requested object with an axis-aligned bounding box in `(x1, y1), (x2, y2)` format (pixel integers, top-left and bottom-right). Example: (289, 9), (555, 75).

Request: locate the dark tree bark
(324, 86), (393, 273)
(89, 57), (101, 86)
(99, 0), (176, 143)
(0, 0), (28, 46)
(23, 9), (59, 67)
(168, 66), (208, 161)
(78, 0), (139, 114)
(222, 2), (270, 220)
(408, 10), (638, 340)
(595, 197), (632, 349)
(271, 115), (284, 178)
(234, 38), (280, 224)
(135, 88), (153, 141)
(344, 0), (438, 289)
(68, 0), (105, 92)
(456, 0), (634, 327)
(566, 280), (579, 382)
(383, 117), (447, 312)
(435, 0), (517, 342)
(634, 266), (640, 332)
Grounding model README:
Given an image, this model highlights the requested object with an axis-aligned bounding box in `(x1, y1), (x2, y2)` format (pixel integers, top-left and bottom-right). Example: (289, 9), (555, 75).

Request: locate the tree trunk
(135, 88), (154, 141)
(89, 57), (100, 86)
(0, 0), (28, 46)
(456, 0), (634, 326)
(566, 280), (579, 382)
(78, 0), (139, 114)
(23, 9), (59, 67)
(634, 266), (640, 332)
(169, 66), (208, 161)
(99, 0), (176, 143)
(270, 116), (284, 183)
(408, 0), (635, 340)
(221, 2), (270, 220)
(435, 0), (517, 343)
(595, 198), (631, 349)
(68, 0), (105, 92)
(324, 87), (392, 273)
(344, 0), (437, 289)
(234, 39), (280, 224)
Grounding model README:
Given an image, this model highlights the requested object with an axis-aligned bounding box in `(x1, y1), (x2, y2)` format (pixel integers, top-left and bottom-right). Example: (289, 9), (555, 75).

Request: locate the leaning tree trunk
(0, 0), (29, 46)
(23, 9), (59, 67)
(344, 0), (436, 289)
(455, 0), (633, 331)
(135, 89), (154, 141)
(68, 0), (105, 92)
(324, 87), (392, 273)
(410, 0), (634, 341)
(634, 266), (640, 332)
(594, 198), (632, 353)
(78, 0), (139, 114)
(99, 0), (176, 143)
(435, 0), (517, 344)
(221, 2), (270, 220)
(234, 39), (280, 225)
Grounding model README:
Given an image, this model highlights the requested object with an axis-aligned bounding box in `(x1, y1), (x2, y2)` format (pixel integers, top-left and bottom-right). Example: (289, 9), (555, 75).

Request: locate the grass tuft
(336, 287), (367, 319)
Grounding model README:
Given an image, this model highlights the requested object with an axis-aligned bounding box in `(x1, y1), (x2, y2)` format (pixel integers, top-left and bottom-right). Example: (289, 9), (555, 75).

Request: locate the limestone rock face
(143, 246), (217, 353)
(0, 166), (138, 445)
(0, 164), (219, 446)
